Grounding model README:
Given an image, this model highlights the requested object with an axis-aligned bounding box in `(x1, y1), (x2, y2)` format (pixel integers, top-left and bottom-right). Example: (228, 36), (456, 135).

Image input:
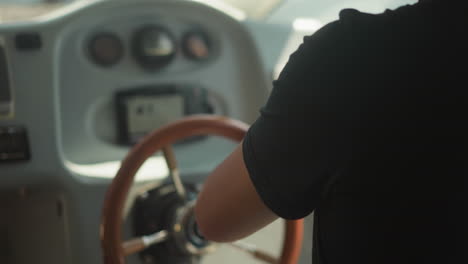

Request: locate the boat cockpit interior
(0, 0), (415, 263)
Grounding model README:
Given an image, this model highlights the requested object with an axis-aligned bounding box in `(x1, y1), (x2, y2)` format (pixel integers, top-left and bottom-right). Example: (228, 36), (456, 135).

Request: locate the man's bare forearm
(194, 143), (278, 242)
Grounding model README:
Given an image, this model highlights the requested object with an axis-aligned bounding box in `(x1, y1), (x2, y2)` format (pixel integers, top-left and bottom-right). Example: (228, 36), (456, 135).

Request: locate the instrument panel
(78, 16), (220, 145)
(0, 1), (270, 263)
(53, 1), (268, 165)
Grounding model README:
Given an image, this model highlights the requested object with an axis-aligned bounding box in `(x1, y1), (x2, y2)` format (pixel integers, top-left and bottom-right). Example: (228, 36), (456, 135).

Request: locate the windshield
(0, 0), (67, 22)
(0, 0), (416, 23)
(0, 0), (280, 22)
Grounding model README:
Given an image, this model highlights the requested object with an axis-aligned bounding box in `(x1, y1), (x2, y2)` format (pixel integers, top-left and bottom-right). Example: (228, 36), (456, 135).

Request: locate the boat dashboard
(0, 0), (285, 263)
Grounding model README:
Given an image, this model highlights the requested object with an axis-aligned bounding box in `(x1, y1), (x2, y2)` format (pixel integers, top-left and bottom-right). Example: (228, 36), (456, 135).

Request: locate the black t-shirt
(243, 1), (465, 263)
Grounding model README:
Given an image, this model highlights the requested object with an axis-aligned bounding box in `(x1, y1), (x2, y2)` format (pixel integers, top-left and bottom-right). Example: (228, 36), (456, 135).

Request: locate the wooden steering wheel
(100, 115), (304, 264)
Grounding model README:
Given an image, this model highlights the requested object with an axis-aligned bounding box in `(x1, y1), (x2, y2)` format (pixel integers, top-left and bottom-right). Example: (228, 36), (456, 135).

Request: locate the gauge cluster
(87, 24), (215, 71)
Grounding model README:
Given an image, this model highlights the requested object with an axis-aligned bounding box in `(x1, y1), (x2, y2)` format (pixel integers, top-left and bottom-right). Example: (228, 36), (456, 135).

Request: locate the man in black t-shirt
(195, 1), (465, 263)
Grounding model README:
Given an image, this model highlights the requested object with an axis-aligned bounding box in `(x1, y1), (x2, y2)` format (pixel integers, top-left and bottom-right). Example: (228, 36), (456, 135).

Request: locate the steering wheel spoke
(229, 240), (278, 264)
(122, 230), (169, 256)
(162, 145), (187, 201)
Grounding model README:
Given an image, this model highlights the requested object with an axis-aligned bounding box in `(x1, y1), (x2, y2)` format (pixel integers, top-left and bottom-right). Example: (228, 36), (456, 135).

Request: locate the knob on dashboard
(132, 26), (176, 70)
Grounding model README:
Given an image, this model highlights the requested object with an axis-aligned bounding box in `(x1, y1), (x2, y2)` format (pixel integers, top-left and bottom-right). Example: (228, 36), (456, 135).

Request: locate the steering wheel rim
(100, 115), (304, 264)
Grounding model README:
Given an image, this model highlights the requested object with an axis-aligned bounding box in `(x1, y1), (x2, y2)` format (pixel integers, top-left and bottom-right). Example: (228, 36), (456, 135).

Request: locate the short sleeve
(243, 20), (356, 220)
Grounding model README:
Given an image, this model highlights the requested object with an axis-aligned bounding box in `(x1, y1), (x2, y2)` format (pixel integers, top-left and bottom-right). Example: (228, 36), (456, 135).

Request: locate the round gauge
(132, 26), (176, 70)
(88, 32), (124, 67)
(182, 30), (212, 61)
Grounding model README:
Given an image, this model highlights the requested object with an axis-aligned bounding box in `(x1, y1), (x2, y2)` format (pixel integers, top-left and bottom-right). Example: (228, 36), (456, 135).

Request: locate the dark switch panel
(15, 33), (42, 51)
(0, 126), (30, 162)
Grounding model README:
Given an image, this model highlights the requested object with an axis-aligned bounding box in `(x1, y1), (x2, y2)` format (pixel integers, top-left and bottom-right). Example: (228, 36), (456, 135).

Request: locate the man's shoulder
(334, 2), (431, 34)
(304, 5), (415, 46)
